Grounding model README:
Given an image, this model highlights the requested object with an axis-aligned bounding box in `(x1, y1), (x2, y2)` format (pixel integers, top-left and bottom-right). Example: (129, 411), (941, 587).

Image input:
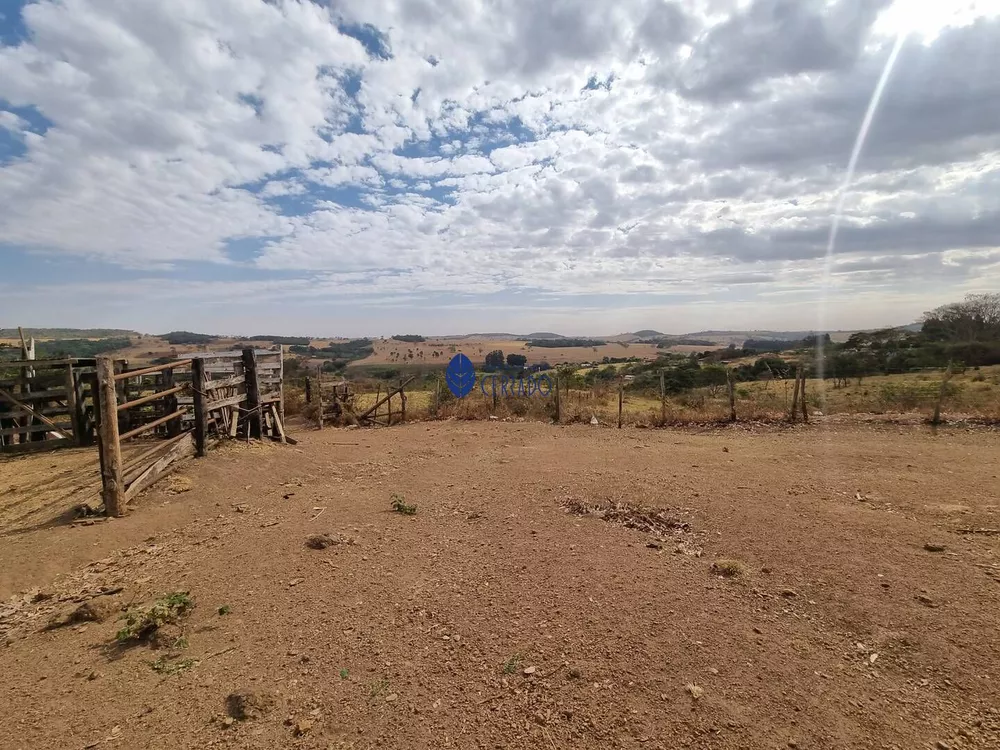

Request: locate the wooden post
(657, 368), (665, 415)
(387, 390), (392, 426)
(277, 346), (285, 428)
(305, 376), (312, 404)
(316, 373), (324, 429)
(617, 379), (624, 429)
(241, 348), (262, 439)
(192, 358), (208, 457)
(554, 374), (561, 423)
(163, 367), (180, 438)
(434, 375), (441, 415)
(64, 362), (81, 445)
(727, 369), (737, 422)
(399, 379), (407, 423)
(800, 369), (809, 423)
(931, 362), (953, 425)
(96, 358), (124, 517)
(790, 367), (801, 422)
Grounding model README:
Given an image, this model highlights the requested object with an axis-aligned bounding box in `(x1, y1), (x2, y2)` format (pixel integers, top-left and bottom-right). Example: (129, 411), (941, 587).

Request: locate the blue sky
(2, 0), (1000, 337)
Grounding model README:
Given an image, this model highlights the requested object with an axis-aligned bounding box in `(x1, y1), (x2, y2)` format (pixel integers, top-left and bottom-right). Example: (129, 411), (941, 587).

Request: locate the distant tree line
(247, 335), (311, 346)
(289, 339), (374, 371)
(528, 338), (606, 348)
(391, 334), (426, 343)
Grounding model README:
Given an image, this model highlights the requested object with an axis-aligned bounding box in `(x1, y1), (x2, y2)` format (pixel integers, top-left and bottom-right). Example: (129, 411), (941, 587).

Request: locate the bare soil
(1, 422), (999, 749)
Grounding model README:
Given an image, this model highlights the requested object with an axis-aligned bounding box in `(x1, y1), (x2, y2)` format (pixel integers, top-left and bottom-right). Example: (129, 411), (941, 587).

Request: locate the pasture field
(1, 421), (999, 749)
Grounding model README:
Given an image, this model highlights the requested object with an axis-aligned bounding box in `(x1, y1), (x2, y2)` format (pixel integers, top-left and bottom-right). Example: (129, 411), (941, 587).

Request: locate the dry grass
(711, 558), (750, 580)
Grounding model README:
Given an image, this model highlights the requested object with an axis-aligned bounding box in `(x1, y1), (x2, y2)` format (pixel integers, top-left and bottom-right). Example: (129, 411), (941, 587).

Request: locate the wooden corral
(94, 347), (288, 517)
(306, 374), (413, 428)
(0, 357), (98, 454)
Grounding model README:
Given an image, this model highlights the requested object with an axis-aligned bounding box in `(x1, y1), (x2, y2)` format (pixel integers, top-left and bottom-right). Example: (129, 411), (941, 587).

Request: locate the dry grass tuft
(711, 558), (749, 580)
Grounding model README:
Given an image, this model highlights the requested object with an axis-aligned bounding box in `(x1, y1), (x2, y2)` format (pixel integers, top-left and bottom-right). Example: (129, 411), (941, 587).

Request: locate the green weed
(116, 592), (194, 643)
(390, 495), (417, 515)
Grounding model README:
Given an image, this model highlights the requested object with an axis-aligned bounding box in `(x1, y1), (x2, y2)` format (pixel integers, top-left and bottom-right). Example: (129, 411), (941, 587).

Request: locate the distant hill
(632, 329), (664, 338)
(0, 328), (137, 340)
(524, 332), (564, 339)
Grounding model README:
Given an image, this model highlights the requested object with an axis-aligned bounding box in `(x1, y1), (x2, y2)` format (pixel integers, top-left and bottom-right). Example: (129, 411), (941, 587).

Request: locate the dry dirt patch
(1, 421), (999, 749)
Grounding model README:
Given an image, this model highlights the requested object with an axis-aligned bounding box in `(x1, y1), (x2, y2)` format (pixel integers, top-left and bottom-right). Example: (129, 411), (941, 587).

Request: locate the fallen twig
(204, 646), (238, 660)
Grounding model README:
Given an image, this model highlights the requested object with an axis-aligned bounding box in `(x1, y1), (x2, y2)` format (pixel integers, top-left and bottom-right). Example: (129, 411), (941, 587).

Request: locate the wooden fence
(0, 357), (98, 454)
(95, 348), (287, 517)
(305, 374), (412, 428)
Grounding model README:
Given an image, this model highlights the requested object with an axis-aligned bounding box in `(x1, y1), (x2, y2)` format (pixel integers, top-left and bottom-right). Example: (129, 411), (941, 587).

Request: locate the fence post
(192, 358), (208, 457)
(618, 379), (624, 429)
(305, 376), (312, 404)
(241, 348), (262, 439)
(64, 362), (82, 446)
(316, 374), (324, 429)
(554, 374), (561, 423)
(434, 375), (440, 416)
(727, 369), (737, 422)
(277, 346), (285, 428)
(96, 357), (124, 517)
(800, 369), (809, 423)
(789, 367), (801, 422)
(931, 362), (954, 425)
(399, 379), (407, 423)
(659, 370), (666, 424)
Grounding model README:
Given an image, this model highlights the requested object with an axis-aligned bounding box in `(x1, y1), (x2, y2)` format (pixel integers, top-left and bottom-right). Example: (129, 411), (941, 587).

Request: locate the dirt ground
(1, 421), (999, 749)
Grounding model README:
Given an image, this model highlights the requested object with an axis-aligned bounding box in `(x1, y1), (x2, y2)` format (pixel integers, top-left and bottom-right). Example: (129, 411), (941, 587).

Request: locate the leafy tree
(922, 293), (1000, 343)
(506, 353), (528, 367)
(484, 350), (506, 370)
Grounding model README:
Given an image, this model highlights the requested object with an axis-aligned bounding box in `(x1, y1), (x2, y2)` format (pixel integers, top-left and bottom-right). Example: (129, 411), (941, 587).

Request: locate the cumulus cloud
(1, 0), (999, 332)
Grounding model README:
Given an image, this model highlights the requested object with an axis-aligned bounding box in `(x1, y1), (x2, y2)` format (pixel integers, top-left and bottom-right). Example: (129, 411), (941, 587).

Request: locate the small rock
(924, 543), (946, 553)
(288, 578), (305, 587)
(780, 589), (798, 598)
(533, 711), (547, 726)
(222, 717), (235, 729)
(385, 693), (398, 703)
(708, 668), (719, 675)
(305, 534), (337, 550)
(590, 416), (599, 425)
(722, 447), (729, 453)
(753, 627), (763, 635)
(936, 742), (950, 750)
(523, 666), (537, 676)
(293, 720), (313, 736)
(869, 653), (879, 665)
(225, 691), (273, 721)
(685, 683), (704, 699)
(87, 671), (100, 681)
(915, 594), (938, 608)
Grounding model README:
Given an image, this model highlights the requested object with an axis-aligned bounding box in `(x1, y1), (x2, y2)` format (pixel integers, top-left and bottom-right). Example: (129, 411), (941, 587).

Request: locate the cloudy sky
(1, 0), (999, 337)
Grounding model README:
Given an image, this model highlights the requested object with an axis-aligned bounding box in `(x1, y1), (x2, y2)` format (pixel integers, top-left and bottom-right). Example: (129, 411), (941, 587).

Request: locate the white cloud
(1, 0), (999, 332)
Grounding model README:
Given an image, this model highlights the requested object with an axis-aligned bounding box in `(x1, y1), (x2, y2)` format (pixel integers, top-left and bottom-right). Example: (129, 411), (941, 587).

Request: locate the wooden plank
(0, 387), (69, 437)
(269, 403), (287, 444)
(1, 387), (68, 401)
(122, 430), (194, 485)
(277, 347), (285, 428)
(0, 437), (74, 455)
(124, 433), (196, 503)
(260, 391), (281, 403)
(242, 348), (262, 440)
(117, 385), (185, 412)
(96, 358), (125, 517)
(119, 408), (186, 441)
(229, 406), (239, 438)
(204, 374), (245, 391)
(192, 358), (208, 458)
(0, 422), (73, 437)
(114, 359), (193, 381)
(206, 392), (246, 412)
(0, 358), (74, 368)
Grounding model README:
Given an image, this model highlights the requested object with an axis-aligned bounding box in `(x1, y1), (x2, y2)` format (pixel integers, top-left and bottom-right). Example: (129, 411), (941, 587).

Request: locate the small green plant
(150, 655), (196, 675)
(116, 592), (194, 643)
(339, 668), (350, 680)
(218, 605), (231, 616)
(502, 654), (521, 674)
(172, 636), (189, 650)
(390, 494), (417, 515)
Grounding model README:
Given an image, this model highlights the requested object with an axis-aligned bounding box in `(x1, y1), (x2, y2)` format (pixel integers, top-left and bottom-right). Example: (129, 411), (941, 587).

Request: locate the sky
(1, 0), (999, 338)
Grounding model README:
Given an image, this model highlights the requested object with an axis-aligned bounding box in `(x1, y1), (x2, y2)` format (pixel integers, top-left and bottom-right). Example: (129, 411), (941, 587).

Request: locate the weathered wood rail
(305, 373), (412, 428)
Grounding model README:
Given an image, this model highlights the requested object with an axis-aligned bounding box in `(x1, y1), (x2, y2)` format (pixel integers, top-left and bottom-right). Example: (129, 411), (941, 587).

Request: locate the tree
(922, 293), (1000, 343)
(484, 350), (505, 370)
(506, 353), (528, 368)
